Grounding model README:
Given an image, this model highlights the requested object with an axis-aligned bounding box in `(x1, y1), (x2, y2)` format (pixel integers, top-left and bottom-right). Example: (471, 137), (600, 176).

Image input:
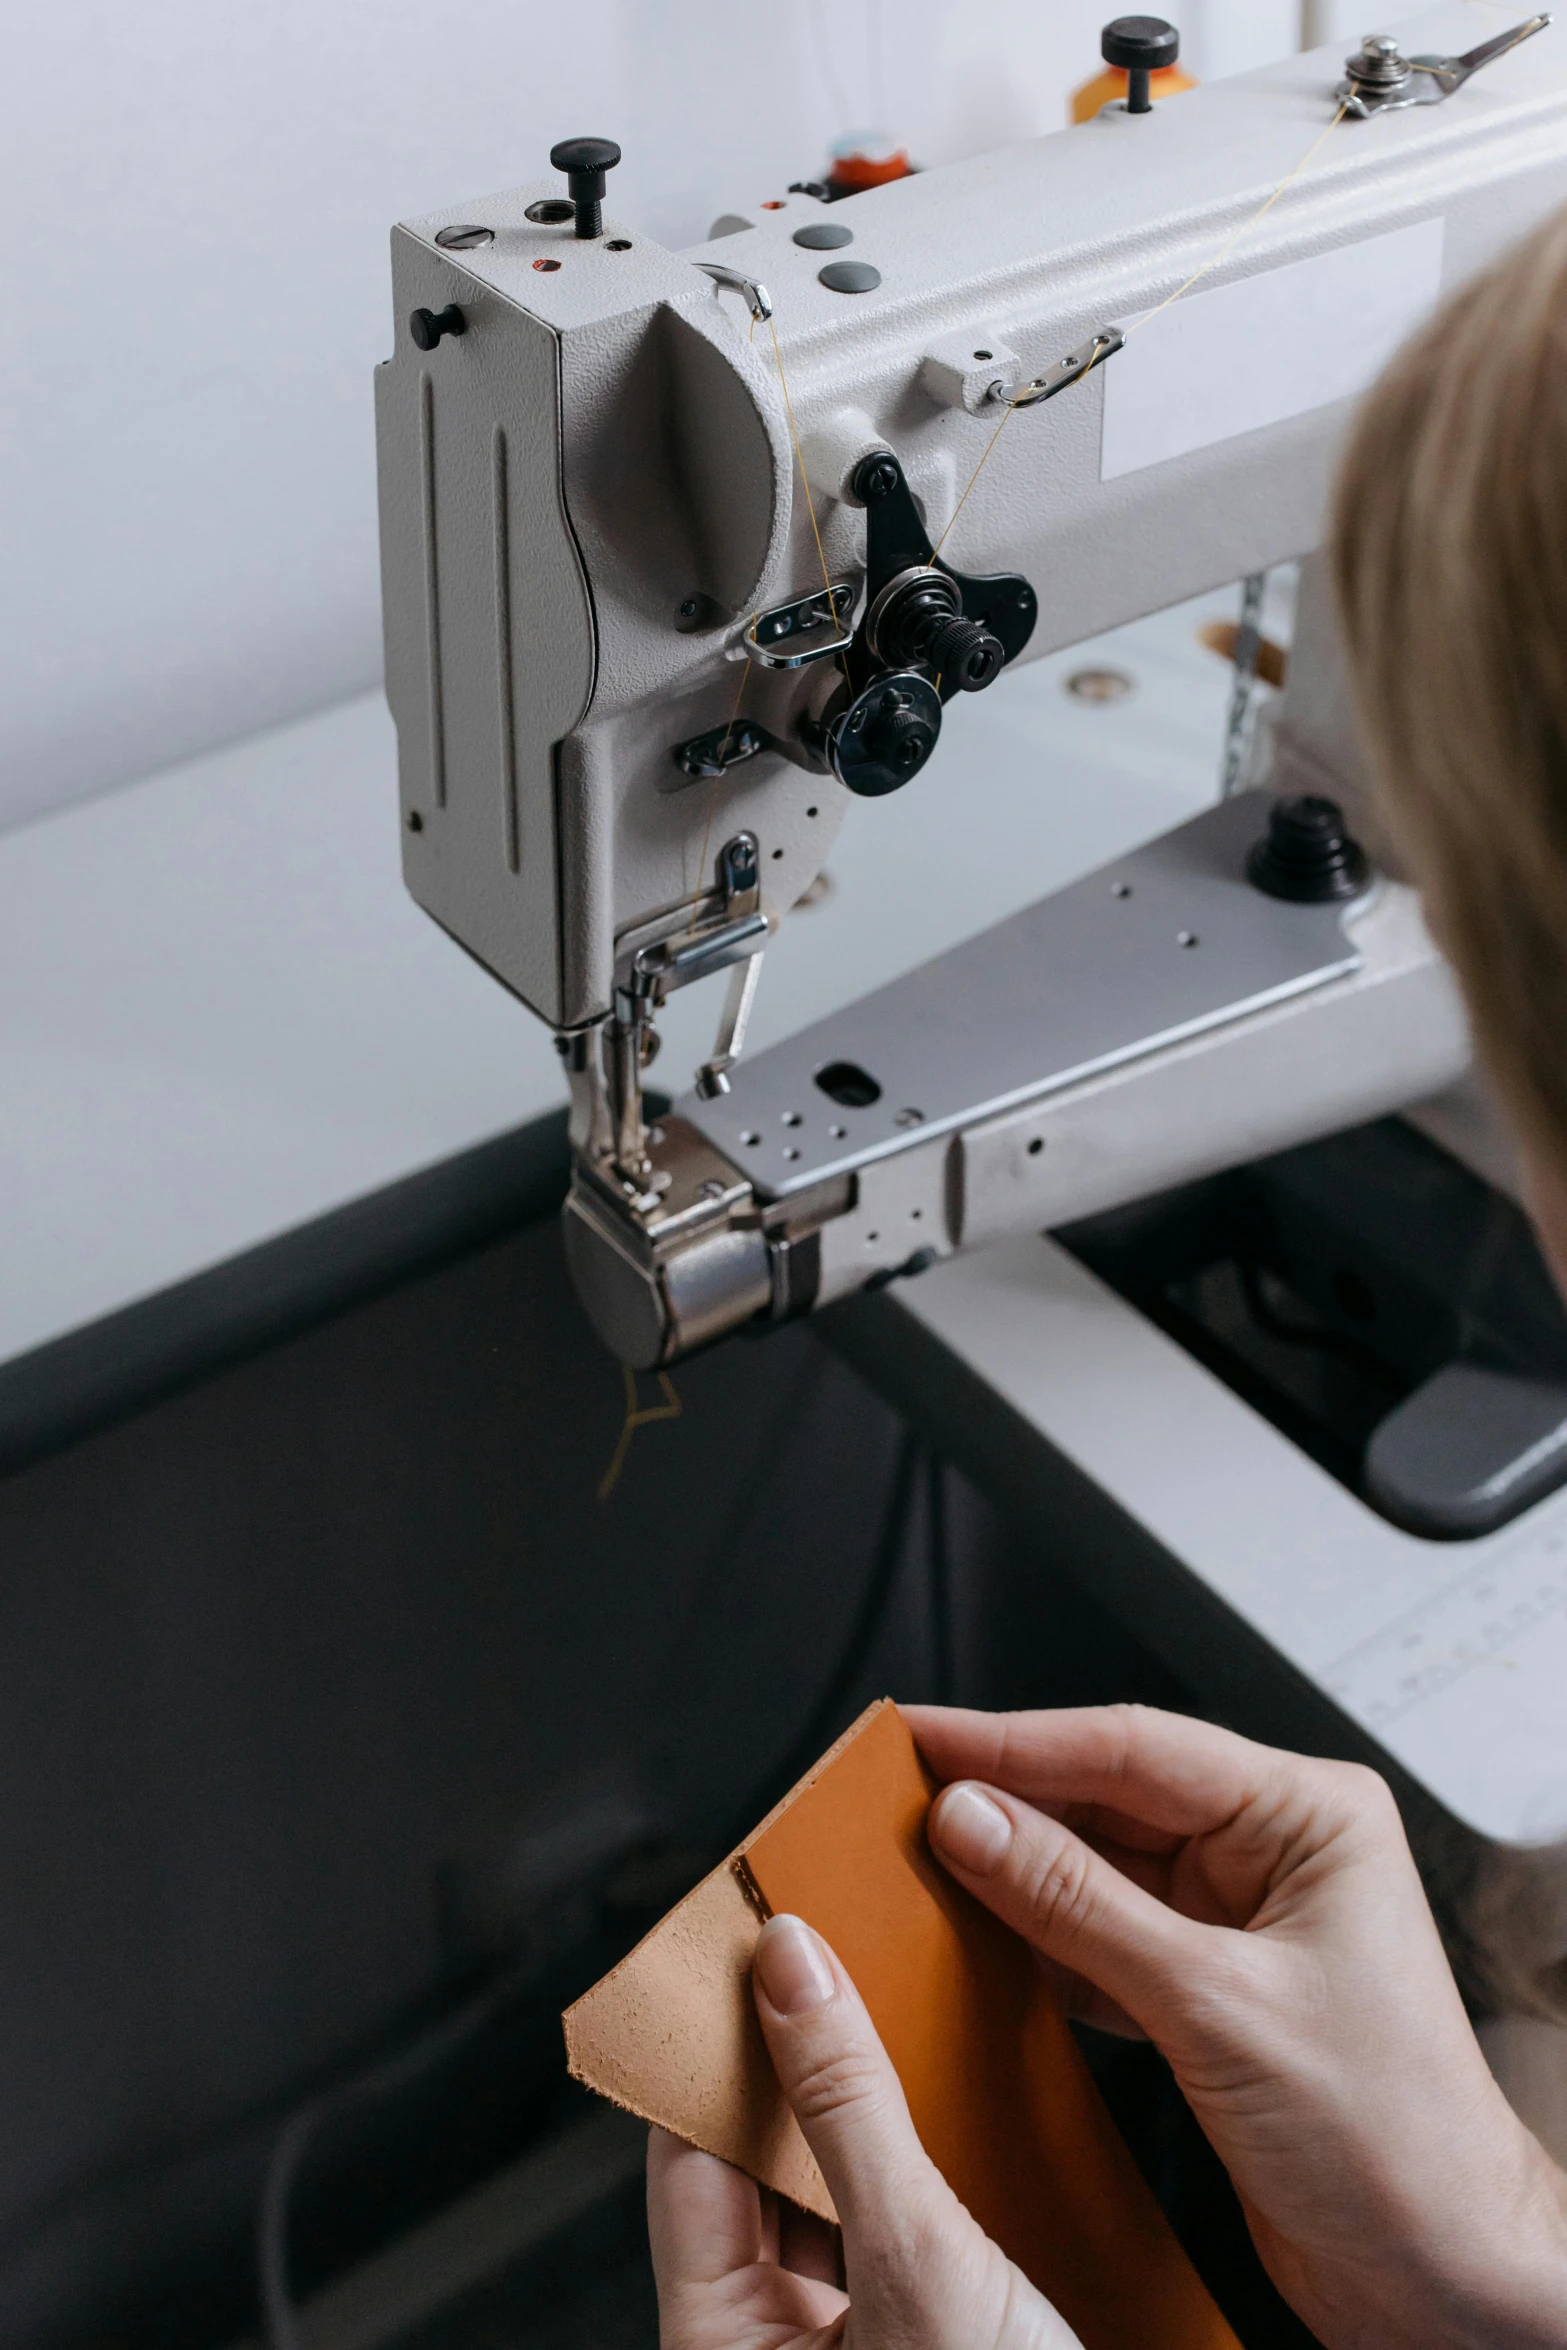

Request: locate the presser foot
(560, 1115), (841, 1368)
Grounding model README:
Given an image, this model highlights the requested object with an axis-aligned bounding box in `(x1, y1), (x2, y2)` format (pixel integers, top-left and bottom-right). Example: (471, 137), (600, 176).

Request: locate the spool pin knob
(1101, 15), (1181, 113)
(1247, 794), (1370, 903)
(549, 137), (622, 238)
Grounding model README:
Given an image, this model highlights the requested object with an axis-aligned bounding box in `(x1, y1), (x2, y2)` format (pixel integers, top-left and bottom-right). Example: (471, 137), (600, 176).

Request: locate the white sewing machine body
(376, 7), (1567, 1370)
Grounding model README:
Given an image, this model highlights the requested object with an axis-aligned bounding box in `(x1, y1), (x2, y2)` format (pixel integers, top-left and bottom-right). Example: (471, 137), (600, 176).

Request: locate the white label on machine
(1100, 216), (1446, 481)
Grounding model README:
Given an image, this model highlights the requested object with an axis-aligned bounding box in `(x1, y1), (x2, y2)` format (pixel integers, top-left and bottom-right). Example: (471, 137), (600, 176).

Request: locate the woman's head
(1333, 203), (1567, 1252)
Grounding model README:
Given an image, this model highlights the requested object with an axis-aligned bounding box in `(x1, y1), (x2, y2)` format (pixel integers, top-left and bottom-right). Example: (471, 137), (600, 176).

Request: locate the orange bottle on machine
(1072, 13), (1197, 123)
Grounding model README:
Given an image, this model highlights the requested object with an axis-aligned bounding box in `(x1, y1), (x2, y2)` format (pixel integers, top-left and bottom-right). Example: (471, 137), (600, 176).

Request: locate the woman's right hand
(649, 1911), (1083, 2350)
(907, 1702), (1567, 2350)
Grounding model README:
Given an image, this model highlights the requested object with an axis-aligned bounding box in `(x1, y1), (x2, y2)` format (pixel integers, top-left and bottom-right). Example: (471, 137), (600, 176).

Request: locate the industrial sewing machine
(375, 7), (1564, 1393)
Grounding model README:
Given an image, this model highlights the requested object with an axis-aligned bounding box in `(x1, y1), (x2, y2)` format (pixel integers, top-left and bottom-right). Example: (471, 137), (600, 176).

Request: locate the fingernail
(755, 1915), (836, 2014)
(931, 1782), (1013, 1875)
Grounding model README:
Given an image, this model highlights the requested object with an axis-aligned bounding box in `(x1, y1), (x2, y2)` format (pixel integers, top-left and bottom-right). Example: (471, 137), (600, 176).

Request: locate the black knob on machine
(1101, 16), (1180, 112)
(549, 137), (623, 239)
(865, 702), (936, 777)
(924, 612), (1005, 694)
(1247, 795), (1370, 903)
(825, 673), (944, 798)
(866, 566), (1006, 697)
(408, 302), (467, 351)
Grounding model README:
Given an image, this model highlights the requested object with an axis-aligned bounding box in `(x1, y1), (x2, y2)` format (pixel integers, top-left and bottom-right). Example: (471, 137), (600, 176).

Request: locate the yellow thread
(1126, 101), (1349, 336)
(598, 1363), (683, 1502)
(765, 313), (851, 686)
(769, 315), (835, 607)
(931, 388), (1026, 562)
(934, 99), (1352, 566)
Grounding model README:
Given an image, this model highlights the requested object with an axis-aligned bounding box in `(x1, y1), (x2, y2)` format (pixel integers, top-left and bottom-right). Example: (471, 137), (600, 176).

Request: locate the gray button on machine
(819, 260), (881, 293)
(793, 221), (853, 249)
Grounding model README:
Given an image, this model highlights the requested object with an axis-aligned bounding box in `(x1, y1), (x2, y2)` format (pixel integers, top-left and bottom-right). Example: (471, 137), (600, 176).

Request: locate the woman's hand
(647, 1911), (1082, 2350)
(907, 1702), (1567, 2350)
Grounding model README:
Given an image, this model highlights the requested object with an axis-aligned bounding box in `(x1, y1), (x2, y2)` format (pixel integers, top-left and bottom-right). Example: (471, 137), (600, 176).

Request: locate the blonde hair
(1333, 204), (1567, 1177)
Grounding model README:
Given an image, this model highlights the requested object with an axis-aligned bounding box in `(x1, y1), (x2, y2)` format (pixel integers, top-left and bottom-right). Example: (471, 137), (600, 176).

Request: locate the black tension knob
(870, 568), (1006, 694)
(925, 612), (1005, 694)
(1102, 15), (1180, 112)
(549, 137), (622, 239)
(866, 702), (937, 777)
(1247, 795), (1370, 903)
(409, 303), (466, 351)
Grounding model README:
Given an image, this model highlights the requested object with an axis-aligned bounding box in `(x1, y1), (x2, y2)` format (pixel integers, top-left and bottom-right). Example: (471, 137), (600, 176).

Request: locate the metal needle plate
(679, 793), (1366, 1201)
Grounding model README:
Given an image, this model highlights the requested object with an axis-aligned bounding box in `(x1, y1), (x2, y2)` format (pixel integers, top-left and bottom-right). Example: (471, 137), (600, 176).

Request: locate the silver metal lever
(1338, 17), (1550, 116)
(695, 262), (773, 322)
(743, 582), (856, 670)
(633, 910), (768, 997)
(987, 329), (1124, 409)
(601, 835), (766, 1185)
(695, 951), (765, 1099)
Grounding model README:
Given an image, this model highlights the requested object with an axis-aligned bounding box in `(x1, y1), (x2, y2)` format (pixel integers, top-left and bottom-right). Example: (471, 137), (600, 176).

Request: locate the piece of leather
(562, 1844), (832, 2219)
(564, 1699), (1240, 2349)
(742, 1700), (1239, 2350)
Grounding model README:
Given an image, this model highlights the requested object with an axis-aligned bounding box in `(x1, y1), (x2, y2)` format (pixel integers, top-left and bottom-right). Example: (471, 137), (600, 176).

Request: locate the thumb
(753, 1917), (1083, 2350)
(928, 1781), (1215, 2043)
(752, 1913), (942, 2248)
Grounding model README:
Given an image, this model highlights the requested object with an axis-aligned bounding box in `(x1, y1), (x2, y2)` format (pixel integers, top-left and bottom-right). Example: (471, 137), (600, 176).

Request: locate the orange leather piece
(741, 1702), (1239, 2350)
(564, 1701), (1239, 2349)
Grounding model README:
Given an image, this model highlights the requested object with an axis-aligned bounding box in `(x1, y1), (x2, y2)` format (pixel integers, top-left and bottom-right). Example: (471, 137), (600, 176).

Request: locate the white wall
(2, 0), (1320, 836)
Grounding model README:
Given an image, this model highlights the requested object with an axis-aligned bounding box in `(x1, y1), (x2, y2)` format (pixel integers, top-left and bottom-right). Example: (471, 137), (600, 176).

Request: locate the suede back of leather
(741, 1703), (1240, 2350)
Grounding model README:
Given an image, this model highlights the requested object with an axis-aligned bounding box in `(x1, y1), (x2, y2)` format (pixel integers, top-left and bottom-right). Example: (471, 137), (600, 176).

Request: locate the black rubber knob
(409, 303), (466, 351)
(1102, 15), (1179, 110)
(865, 705), (937, 776)
(550, 136), (622, 238)
(926, 613), (1005, 693)
(1247, 795), (1370, 903)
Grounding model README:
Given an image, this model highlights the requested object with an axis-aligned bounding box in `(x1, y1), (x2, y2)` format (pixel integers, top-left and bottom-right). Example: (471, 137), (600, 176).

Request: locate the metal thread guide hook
(1338, 15), (1550, 115)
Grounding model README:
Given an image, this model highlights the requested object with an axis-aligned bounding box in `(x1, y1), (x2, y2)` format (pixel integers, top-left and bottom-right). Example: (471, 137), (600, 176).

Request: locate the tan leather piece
(565, 1699), (1240, 2350)
(562, 1848), (834, 2220)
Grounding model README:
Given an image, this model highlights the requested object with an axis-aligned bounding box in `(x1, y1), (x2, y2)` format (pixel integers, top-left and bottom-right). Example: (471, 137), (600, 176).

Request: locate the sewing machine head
(377, 10), (1564, 1364)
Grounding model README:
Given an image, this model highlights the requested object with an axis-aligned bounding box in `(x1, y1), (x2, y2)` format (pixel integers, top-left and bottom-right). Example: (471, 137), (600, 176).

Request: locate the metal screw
(1347, 32), (1410, 83)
